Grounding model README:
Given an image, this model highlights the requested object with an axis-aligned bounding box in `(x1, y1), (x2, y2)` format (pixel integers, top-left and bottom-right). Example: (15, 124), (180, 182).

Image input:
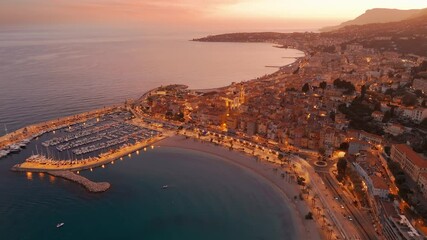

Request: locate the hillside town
(132, 36), (427, 240)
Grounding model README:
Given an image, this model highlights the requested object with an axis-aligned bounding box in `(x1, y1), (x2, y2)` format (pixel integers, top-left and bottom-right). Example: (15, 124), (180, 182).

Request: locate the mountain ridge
(320, 8), (424, 32)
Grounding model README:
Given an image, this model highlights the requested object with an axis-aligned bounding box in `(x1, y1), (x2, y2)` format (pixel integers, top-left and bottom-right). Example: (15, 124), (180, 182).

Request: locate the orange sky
(1, 0), (426, 30)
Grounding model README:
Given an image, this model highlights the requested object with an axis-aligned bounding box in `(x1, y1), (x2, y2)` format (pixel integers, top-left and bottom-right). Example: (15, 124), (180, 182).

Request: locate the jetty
(47, 171), (110, 193)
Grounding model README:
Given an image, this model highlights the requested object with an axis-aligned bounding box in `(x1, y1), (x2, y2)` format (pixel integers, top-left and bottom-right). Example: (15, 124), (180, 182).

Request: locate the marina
(11, 110), (165, 172)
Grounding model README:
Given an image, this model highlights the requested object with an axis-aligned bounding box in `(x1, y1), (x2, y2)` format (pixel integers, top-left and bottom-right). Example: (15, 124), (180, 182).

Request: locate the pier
(47, 171), (110, 193)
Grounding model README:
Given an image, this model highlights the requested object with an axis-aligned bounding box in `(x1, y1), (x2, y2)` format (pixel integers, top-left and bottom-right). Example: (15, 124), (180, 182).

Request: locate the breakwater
(48, 171), (110, 193)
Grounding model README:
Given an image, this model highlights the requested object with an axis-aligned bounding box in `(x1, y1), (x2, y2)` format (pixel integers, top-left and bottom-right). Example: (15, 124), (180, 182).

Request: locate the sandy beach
(156, 135), (322, 240)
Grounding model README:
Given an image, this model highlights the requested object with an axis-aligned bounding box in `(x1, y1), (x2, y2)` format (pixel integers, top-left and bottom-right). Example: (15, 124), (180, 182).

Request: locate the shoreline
(156, 135), (322, 240)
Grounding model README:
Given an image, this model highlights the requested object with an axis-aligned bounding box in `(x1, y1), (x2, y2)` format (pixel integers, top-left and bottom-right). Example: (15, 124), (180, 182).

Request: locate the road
(319, 172), (379, 240)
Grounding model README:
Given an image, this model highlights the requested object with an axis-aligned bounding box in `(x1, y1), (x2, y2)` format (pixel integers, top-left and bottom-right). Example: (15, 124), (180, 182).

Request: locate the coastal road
(319, 172), (378, 240)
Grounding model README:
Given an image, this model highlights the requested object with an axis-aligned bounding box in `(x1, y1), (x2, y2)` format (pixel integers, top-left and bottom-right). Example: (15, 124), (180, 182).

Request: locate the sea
(0, 26), (302, 240)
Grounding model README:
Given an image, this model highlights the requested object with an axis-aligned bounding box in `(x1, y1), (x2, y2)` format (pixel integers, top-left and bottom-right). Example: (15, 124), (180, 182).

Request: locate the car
(348, 216), (353, 221)
(340, 204), (345, 209)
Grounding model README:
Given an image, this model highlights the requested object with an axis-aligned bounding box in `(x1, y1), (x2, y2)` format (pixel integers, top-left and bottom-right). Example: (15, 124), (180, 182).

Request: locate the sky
(1, 0), (426, 31)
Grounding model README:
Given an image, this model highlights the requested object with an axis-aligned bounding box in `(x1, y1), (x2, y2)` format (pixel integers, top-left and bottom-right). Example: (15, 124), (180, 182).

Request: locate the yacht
(56, 223), (64, 228)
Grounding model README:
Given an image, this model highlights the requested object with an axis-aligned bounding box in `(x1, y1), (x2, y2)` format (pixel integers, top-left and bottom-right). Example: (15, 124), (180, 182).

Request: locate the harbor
(10, 109), (166, 172)
(0, 105), (123, 159)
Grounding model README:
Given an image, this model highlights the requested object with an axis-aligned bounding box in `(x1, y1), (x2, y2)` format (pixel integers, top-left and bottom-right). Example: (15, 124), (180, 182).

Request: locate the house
(384, 123), (406, 136)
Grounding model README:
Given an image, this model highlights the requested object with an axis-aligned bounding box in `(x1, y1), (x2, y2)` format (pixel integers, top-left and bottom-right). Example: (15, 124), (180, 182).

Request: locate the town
(132, 31), (427, 239)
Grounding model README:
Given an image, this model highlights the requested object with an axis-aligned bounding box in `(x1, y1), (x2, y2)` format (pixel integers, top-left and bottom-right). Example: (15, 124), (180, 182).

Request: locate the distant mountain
(320, 8), (423, 32)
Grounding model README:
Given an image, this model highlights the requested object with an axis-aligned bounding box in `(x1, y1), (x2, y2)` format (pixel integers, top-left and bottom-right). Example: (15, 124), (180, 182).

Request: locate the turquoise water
(0, 146), (296, 240)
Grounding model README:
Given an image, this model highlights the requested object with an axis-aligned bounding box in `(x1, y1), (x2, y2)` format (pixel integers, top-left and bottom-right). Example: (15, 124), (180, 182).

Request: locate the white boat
(9, 144), (21, 153)
(56, 222), (64, 228)
(0, 150), (10, 158)
(162, 185), (168, 189)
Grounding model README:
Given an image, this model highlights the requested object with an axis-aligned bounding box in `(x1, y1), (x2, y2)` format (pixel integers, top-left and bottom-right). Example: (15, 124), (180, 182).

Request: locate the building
(370, 175), (390, 199)
(401, 107), (427, 123)
(353, 153), (390, 199)
(348, 139), (370, 155)
(413, 78), (427, 93)
(418, 173), (427, 200)
(377, 200), (423, 240)
(359, 131), (383, 145)
(384, 123), (406, 136)
(390, 144), (427, 182)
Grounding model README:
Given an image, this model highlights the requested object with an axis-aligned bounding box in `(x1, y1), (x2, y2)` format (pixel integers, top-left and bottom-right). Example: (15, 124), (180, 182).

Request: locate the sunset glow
(1, 0), (426, 29)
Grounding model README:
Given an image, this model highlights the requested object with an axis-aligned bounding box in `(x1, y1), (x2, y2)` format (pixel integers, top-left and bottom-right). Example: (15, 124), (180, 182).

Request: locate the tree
(302, 83), (310, 93)
(402, 93), (418, 106)
(319, 81), (327, 90)
(337, 158), (347, 182)
(384, 89), (394, 96)
(360, 85), (367, 100)
(329, 111), (336, 121)
(339, 142), (349, 151)
(305, 212), (313, 220)
(414, 89), (424, 98)
(382, 110), (392, 123)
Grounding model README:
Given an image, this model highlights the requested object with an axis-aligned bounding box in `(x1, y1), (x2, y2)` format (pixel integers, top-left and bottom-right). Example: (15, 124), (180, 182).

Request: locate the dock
(47, 171), (110, 193)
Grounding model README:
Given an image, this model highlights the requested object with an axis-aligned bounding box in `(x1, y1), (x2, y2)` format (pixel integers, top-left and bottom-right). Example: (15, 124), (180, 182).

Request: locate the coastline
(156, 135), (322, 240)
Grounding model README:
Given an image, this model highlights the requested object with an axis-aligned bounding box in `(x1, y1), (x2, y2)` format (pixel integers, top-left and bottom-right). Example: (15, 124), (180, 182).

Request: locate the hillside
(320, 8), (422, 32)
(323, 14), (427, 56)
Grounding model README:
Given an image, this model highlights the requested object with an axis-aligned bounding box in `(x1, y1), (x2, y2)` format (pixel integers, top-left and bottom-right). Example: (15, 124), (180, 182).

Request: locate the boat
(9, 144), (21, 153)
(0, 150), (10, 158)
(162, 185), (168, 189)
(56, 223), (64, 228)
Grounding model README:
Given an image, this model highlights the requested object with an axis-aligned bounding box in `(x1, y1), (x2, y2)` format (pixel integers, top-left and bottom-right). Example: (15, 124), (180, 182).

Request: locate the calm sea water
(0, 145), (296, 240)
(0, 27), (301, 239)
(0, 28), (302, 134)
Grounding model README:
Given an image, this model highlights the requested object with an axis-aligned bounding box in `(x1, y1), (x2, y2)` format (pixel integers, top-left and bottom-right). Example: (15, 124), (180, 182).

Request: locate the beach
(156, 135), (322, 240)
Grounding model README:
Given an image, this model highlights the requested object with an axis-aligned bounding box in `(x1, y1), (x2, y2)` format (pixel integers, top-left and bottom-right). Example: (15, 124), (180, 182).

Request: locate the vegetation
(338, 101), (384, 135)
(305, 212), (313, 220)
(338, 142), (349, 151)
(336, 158), (347, 182)
(302, 83), (310, 93)
(333, 78), (356, 95)
(387, 160), (412, 200)
(319, 81), (327, 90)
(401, 93), (418, 106)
